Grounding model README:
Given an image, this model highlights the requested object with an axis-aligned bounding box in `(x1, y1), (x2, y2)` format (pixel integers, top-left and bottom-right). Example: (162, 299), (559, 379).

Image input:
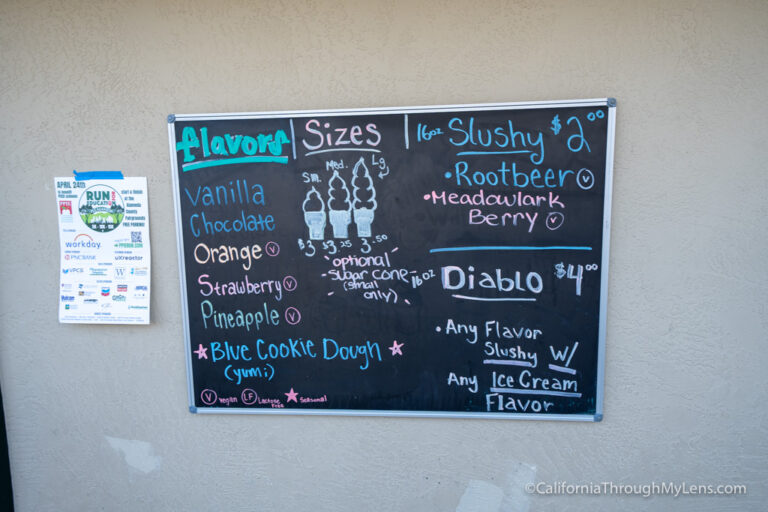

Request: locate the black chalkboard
(169, 99), (615, 420)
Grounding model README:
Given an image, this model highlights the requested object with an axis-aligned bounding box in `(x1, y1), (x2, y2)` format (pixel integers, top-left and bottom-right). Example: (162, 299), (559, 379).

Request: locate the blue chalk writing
(566, 116), (590, 153)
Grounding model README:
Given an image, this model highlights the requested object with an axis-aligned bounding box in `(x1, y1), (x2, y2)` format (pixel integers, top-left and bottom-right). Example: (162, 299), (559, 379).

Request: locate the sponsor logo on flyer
(112, 294), (126, 302)
(117, 285), (127, 292)
(101, 287), (110, 297)
(131, 267), (148, 277)
(65, 233), (101, 250)
(62, 267), (84, 274)
(59, 200), (73, 222)
(114, 232), (143, 248)
(65, 254), (96, 261)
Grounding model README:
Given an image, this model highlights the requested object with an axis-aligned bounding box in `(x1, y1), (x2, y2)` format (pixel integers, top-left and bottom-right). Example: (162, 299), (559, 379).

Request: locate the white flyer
(55, 176), (151, 324)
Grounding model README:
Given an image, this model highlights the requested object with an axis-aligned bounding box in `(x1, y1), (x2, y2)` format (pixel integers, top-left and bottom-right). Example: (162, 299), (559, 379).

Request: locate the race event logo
(79, 185), (125, 233)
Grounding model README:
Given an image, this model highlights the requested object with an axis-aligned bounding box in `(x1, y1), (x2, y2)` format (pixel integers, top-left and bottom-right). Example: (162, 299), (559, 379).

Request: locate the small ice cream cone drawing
(351, 157), (377, 237)
(302, 186), (326, 240)
(327, 170), (352, 238)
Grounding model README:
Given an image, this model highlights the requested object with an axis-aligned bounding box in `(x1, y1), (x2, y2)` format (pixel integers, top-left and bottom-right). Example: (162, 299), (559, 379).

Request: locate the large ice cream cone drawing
(302, 186), (326, 240)
(327, 170), (352, 238)
(351, 157), (377, 237)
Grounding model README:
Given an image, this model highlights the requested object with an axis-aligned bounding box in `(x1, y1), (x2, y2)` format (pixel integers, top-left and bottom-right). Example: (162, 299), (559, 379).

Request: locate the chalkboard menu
(168, 99), (616, 421)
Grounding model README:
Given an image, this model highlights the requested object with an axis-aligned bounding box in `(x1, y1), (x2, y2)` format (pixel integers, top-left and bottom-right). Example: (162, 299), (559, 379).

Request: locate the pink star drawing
(389, 340), (404, 356)
(194, 344), (208, 359)
(285, 388), (299, 403)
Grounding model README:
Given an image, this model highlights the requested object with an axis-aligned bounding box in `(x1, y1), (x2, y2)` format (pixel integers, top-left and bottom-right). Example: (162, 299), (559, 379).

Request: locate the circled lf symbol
(241, 388), (258, 405)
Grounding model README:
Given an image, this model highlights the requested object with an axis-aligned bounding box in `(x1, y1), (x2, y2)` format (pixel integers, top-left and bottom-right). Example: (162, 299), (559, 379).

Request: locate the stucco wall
(1, 1), (766, 510)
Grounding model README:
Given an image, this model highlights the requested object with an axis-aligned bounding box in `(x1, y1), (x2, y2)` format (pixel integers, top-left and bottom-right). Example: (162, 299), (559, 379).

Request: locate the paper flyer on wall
(55, 176), (151, 324)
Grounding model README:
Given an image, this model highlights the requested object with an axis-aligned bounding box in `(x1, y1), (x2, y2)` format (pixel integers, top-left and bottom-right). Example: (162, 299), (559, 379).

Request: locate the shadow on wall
(0, 388), (14, 511)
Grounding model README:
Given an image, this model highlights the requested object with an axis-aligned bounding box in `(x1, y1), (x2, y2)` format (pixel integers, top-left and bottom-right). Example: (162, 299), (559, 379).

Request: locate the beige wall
(1, 1), (766, 510)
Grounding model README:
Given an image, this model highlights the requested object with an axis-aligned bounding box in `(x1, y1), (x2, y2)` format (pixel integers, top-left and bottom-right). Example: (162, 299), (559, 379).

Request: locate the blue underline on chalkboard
(430, 246), (592, 253)
(182, 156), (289, 171)
(452, 294), (536, 302)
(483, 359), (534, 367)
(456, 150), (531, 155)
(490, 387), (582, 398)
(304, 148), (382, 156)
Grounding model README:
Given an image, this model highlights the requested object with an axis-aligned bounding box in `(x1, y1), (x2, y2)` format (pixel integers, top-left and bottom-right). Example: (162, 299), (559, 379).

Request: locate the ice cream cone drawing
(351, 157), (377, 237)
(302, 186), (326, 240)
(327, 170), (352, 238)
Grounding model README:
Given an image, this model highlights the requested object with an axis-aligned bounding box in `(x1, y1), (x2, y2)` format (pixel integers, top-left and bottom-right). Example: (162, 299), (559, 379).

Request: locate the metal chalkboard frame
(168, 98), (616, 421)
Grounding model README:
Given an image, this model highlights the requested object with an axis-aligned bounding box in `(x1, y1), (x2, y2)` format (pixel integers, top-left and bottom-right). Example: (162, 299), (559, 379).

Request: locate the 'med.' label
(176, 126), (291, 170)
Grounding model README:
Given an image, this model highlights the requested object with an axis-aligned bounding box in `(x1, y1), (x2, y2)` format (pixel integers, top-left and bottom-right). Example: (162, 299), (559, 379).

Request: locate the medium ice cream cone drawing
(302, 186), (326, 240)
(327, 170), (352, 238)
(351, 157), (377, 237)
